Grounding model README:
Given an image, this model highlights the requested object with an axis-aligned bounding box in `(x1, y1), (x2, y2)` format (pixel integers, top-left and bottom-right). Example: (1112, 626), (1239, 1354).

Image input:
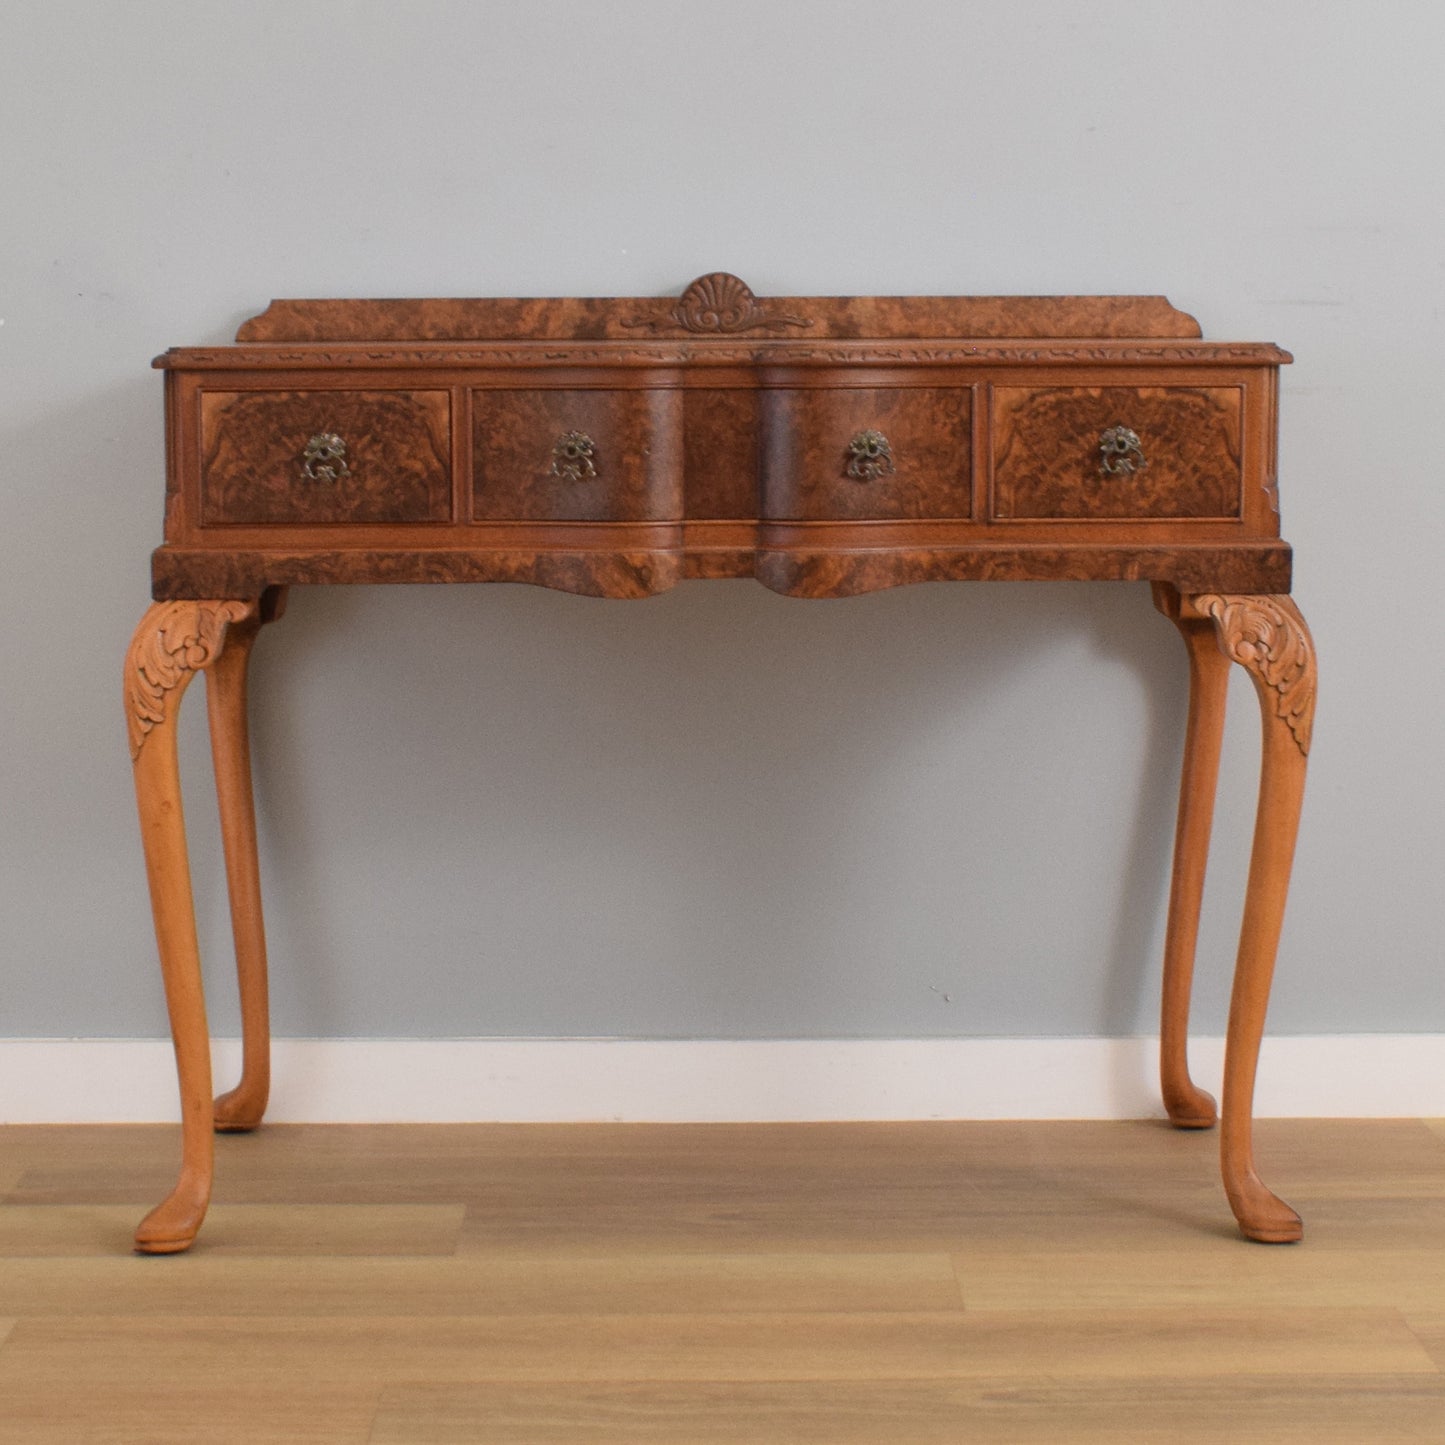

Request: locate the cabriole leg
(209, 587), (285, 1132)
(1183, 591), (1316, 1244)
(126, 597), (261, 1253)
(1152, 582), (1229, 1128)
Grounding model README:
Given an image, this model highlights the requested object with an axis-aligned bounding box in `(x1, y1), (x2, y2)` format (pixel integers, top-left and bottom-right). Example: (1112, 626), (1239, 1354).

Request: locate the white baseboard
(2, 1035), (1443, 1123)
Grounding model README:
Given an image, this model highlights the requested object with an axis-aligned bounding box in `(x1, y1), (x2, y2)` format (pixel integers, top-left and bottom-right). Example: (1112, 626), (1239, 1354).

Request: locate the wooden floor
(1, 1120), (1443, 1442)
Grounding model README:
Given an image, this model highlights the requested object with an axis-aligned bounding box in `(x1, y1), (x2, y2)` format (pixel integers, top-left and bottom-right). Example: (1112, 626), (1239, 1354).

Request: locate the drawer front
(992, 386), (1242, 520)
(471, 389), (682, 522)
(199, 390), (452, 525)
(762, 387), (972, 521)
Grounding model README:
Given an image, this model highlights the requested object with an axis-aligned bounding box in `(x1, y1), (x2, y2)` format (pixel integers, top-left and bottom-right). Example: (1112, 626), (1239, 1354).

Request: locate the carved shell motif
(624, 273), (812, 334)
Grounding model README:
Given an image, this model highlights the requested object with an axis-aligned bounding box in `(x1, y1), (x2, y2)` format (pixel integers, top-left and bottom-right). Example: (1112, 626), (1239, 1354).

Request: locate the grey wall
(3, 1), (1440, 1041)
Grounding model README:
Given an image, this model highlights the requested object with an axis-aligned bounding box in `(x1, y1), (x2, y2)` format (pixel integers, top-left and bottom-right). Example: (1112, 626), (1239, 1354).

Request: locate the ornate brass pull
(1099, 425), (1146, 476)
(551, 430), (598, 481)
(845, 429), (894, 480)
(301, 432), (349, 482)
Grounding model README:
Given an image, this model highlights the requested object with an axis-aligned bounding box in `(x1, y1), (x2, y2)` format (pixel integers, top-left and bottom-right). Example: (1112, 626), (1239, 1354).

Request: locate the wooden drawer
(991, 386), (1242, 520)
(199, 390), (452, 525)
(471, 389), (683, 522)
(762, 387), (972, 521)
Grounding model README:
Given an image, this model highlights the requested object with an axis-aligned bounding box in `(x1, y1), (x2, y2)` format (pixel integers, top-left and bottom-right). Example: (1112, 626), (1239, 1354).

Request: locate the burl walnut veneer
(126, 274), (1315, 1253)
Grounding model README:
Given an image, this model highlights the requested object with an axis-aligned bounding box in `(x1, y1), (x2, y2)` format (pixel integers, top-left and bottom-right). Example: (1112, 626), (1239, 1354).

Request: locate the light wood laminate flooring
(2, 1120), (1443, 1442)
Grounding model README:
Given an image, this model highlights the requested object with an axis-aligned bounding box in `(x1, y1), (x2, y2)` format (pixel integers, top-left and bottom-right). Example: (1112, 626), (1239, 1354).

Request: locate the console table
(126, 274), (1315, 1253)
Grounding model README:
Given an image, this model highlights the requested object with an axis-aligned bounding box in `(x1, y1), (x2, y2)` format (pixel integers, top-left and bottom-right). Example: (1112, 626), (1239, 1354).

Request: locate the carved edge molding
(1188, 593), (1316, 757)
(163, 342), (1289, 369)
(125, 599), (259, 760)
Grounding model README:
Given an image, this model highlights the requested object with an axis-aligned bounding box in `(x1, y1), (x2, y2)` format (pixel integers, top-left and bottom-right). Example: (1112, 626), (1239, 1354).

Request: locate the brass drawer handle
(845, 429), (894, 480)
(552, 430), (598, 481)
(301, 432), (350, 482)
(1099, 425), (1146, 476)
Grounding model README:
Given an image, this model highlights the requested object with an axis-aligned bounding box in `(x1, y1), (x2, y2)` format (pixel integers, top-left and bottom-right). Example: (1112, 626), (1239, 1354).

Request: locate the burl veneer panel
(472, 389), (684, 522)
(236, 290), (1204, 343)
(683, 389), (761, 519)
(992, 386), (1242, 521)
(762, 388), (972, 521)
(755, 542), (1291, 598)
(150, 547), (683, 600)
(200, 390), (452, 526)
(148, 539), (1290, 600)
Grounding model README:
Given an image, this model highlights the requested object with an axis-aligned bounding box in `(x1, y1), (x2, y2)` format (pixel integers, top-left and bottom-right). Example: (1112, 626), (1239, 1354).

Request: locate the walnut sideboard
(125, 274), (1315, 1253)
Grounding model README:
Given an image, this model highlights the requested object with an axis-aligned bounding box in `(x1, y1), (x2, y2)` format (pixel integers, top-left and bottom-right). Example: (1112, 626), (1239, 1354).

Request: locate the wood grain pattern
(25, 1119), (1434, 1203)
(753, 542), (1291, 597)
(4, 1123), (1442, 1438)
(472, 387), (683, 522)
(1152, 582), (1229, 1128)
(0, 1332), (376, 1445)
(992, 385), (1242, 519)
(200, 390), (451, 525)
(0, 1204), (465, 1259)
(1183, 591), (1316, 1243)
(151, 541), (1291, 600)
(0, 1252), (958, 1317)
(206, 594), (282, 1134)
(1408, 1312), (1445, 1371)
(681, 388), (761, 518)
(366, 1378), (1445, 1445)
(8, 1120), (1442, 1241)
(235, 284), (1206, 343)
(1182, 1118), (1445, 1204)
(0, 1309), (1428, 1386)
(761, 386), (971, 520)
(954, 1248), (1445, 1311)
(152, 547), (685, 599)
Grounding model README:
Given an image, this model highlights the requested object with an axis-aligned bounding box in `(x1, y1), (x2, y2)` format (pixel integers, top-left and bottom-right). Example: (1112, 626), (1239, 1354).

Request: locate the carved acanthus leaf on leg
(125, 600), (259, 761)
(1188, 593), (1316, 757)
